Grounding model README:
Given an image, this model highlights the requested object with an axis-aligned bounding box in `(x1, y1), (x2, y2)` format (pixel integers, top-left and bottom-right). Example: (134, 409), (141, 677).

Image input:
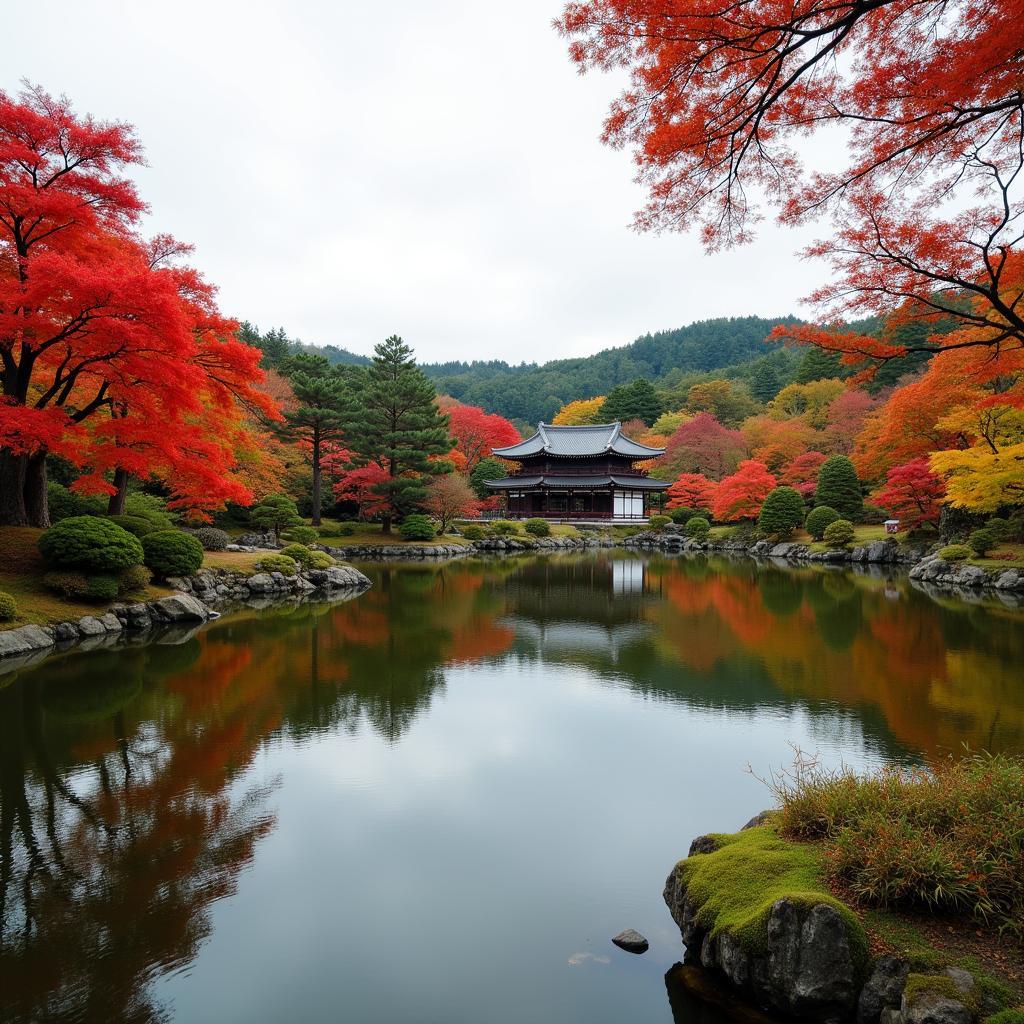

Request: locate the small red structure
(885, 519), (901, 534)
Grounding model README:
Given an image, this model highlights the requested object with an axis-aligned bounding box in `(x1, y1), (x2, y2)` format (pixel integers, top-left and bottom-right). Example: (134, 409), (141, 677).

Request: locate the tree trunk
(23, 454), (49, 528)
(107, 468), (129, 516)
(311, 434), (322, 527)
(0, 450), (28, 526)
(381, 514), (392, 535)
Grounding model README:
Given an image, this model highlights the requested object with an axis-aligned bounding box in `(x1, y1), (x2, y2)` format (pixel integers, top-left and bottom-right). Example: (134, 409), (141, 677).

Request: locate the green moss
(864, 912), (1017, 1010)
(984, 1009), (1024, 1024)
(678, 825), (869, 968)
(904, 973), (981, 1014)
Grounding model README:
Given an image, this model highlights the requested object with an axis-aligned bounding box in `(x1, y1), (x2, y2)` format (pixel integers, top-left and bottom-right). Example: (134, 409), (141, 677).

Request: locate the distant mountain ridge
(244, 315), (805, 423)
(418, 316), (802, 423)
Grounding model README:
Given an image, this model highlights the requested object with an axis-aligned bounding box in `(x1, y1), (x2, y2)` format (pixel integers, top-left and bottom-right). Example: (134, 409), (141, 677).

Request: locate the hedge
(39, 516), (144, 573)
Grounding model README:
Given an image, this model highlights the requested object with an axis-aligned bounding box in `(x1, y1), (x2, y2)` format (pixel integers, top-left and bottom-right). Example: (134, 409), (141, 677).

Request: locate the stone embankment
(0, 564), (372, 672)
(665, 819), (1009, 1024)
(231, 531), (617, 560)
(624, 530), (1024, 596)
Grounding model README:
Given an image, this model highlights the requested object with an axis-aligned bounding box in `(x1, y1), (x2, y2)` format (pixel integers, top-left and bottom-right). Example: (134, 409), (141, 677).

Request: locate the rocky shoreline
(664, 818), (1012, 1024)
(0, 563), (372, 675)
(622, 530), (1024, 598)
(229, 527), (1024, 601)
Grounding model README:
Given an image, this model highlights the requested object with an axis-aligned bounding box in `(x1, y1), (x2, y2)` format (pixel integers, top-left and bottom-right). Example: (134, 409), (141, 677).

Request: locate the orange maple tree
(559, 0), (1024, 366)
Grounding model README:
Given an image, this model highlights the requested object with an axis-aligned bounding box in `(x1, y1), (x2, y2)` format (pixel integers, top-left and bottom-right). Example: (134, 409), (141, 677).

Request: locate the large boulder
(664, 831), (863, 1024)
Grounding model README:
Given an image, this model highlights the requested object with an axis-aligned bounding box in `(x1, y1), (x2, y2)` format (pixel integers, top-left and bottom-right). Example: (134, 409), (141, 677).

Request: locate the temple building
(485, 422), (670, 522)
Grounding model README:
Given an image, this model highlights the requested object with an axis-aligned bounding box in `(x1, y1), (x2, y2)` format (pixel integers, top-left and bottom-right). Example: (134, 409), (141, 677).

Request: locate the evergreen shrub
(685, 516), (711, 539)
(805, 505), (841, 541)
(489, 520), (519, 536)
(814, 456), (863, 520)
(648, 514), (671, 530)
(823, 519), (856, 549)
(142, 530), (204, 579)
(938, 544), (972, 562)
(285, 525), (320, 546)
(254, 554), (298, 575)
(399, 514), (435, 541)
(193, 527), (230, 551)
(524, 518), (551, 537)
(280, 543), (313, 566)
(106, 514), (157, 538)
(39, 516), (144, 573)
(968, 528), (998, 556)
(757, 487), (805, 538)
(0, 592), (17, 621)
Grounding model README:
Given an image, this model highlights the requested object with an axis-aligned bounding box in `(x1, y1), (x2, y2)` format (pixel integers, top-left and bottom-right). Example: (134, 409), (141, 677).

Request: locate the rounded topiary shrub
(39, 516), (144, 573)
(285, 525), (320, 546)
(193, 527), (230, 551)
(280, 543), (313, 567)
(938, 544), (972, 562)
(669, 507), (699, 525)
(806, 505), (841, 541)
(117, 564), (153, 596)
(968, 528), (998, 556)
(307, 550), (336, 570)
(823, 518), (856, 549)
(524, 518), (551, 537)
(142, 530), (204, 579)
(757, 486), (805, 538)
(0, 591), (18, 622)
(399, 514), (435, 541)
(106, 514), (157, 538)
(648, 514), (671, 531)
(461, 524), (486, 541)
(489, 520), (519, 536)
(255, 554), (298, 575)
(685, 516), (711, 539)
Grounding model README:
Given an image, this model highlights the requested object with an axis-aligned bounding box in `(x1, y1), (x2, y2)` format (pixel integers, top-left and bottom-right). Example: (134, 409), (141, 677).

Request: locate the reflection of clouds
(567, 952), (611, 966)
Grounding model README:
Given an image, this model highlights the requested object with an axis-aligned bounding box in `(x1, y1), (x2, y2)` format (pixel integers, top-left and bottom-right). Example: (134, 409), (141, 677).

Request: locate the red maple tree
(437, 396), (521, 473)
(666, 472), (716, 512)
(712, 460), (777, 522)
(0, 86), (274, 525)
(871, 459), (946, 530)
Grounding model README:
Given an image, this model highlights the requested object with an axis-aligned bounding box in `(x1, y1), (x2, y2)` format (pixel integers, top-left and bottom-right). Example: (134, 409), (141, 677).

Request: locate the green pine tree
(749, 360), (782, 402)
(599, 377), (664, 426)
(795, 346), (843, 383)
(814, 456), (864, 520)
(343, 336), (453, 533)
(276, 355), (348, 525)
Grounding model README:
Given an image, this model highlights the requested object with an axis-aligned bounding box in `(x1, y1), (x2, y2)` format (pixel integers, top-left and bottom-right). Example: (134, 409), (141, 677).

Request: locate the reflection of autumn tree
(0, 645), (277, 1024)
(644, 560), (1024, 757)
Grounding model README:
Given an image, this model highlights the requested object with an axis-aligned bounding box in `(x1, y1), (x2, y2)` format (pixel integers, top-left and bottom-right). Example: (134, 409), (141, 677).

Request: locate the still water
(1, 552), (1022, 1024)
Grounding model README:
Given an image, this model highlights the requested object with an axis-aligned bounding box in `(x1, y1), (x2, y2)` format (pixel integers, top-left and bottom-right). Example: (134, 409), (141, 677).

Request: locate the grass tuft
(765, 751), (1024, 936)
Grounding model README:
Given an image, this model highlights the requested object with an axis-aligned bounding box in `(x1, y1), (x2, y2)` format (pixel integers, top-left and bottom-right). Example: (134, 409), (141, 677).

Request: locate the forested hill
(241, 315), (802, 423)
(420, 316), (800, 423)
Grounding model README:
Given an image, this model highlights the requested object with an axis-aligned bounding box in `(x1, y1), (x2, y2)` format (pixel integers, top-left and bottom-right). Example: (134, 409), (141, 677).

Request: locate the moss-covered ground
(678, 823), (869, 968)
(0, 526), (171, 628)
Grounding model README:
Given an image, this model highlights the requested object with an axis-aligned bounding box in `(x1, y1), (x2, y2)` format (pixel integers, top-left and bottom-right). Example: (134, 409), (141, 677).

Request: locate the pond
(1, 552), (1022, 1024)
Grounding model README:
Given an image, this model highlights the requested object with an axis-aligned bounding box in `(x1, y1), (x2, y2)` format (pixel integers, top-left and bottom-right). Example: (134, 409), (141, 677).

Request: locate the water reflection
(0, 552), (1021, 1023)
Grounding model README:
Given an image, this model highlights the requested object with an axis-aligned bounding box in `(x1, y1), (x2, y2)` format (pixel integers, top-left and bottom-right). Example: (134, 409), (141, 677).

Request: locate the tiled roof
(492, 422), (665, 459)
(485, 474), (670, 490)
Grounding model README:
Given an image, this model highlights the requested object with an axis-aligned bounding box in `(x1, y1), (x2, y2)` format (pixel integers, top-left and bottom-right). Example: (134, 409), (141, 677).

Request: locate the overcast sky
(7, 0), (825, 364)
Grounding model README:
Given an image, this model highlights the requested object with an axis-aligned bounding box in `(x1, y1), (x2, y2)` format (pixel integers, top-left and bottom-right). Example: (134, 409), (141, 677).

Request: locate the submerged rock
(611, 929), (649, 954)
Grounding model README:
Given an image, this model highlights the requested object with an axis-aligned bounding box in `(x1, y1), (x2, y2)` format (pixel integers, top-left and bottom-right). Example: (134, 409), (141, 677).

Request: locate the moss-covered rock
(664, 825), (869, 1022)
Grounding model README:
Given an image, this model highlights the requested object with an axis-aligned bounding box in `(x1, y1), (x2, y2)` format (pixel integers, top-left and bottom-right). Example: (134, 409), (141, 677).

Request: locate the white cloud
(6, 0), (826, 363)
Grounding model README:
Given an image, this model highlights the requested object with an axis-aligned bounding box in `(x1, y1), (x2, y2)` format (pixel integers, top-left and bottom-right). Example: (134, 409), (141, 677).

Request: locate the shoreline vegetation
(3, 515), (1022, 644)
(665, 754), (1024, 1024)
